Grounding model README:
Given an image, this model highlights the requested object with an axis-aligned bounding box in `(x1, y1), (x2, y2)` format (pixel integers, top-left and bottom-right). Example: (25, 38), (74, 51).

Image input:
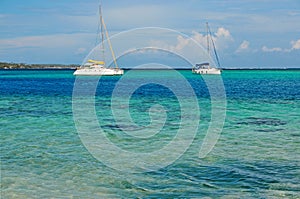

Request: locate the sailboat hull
(73, 5), (123, 77)
(192, 68), (221, 75)
(193, 22), (222, 75)
(73, 68), (124, 76)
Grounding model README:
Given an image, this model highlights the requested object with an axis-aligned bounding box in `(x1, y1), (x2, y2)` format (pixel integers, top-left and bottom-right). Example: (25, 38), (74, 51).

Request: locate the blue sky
(0, 0), (299, 68)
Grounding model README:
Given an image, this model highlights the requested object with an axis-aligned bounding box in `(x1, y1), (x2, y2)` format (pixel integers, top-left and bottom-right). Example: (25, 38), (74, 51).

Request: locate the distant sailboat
(192, 22), (222, 75)
(74, 5), (123, 76)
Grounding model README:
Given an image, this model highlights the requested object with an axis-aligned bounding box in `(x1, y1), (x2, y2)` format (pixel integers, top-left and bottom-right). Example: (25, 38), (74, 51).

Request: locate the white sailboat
(74, 5), (123, 76)
(192, 22), (222, 75)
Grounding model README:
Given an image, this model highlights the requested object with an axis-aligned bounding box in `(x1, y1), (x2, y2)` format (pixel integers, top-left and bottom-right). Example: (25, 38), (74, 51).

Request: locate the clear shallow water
(1, 69), (299, 198)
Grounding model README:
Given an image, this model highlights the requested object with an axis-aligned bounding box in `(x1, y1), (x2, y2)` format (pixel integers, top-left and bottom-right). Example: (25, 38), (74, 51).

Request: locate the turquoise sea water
(1, 69), (299, 198)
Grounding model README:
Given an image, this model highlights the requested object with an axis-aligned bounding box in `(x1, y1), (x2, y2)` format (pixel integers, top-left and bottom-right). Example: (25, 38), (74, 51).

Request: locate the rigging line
(101, 16), (119, 69)
(208, 24), (221, 68)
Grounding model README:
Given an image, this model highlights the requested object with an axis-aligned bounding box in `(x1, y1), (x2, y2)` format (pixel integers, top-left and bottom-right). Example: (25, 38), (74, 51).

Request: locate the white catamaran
(192, 22), (222, 75)
(74, 5), (123, 76)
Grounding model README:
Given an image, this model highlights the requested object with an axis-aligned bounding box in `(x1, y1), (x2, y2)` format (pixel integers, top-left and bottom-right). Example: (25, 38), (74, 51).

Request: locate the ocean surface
(1, 69), (299, 198)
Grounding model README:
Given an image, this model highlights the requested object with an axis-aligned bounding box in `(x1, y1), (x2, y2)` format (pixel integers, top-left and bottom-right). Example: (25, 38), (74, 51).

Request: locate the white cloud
(0, 33), (92, 49)
(236, 40), (250, 53)
(170, 35), (191, 51)
(188, 31), (207, 49)
(214, 27), (234, 49)
(261, 38), (300, 53)
(169, 27), (233, 53)
(215, 27), (231, 38)
(262, 46), (282, 52)
(291, 39), (300, 50)
(0, 33), (94, 63)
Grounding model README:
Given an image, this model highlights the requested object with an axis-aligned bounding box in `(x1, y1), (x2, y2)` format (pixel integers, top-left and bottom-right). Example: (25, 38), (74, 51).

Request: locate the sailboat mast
(99, 5), (105, 65)
(206, 22), (210, 55)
